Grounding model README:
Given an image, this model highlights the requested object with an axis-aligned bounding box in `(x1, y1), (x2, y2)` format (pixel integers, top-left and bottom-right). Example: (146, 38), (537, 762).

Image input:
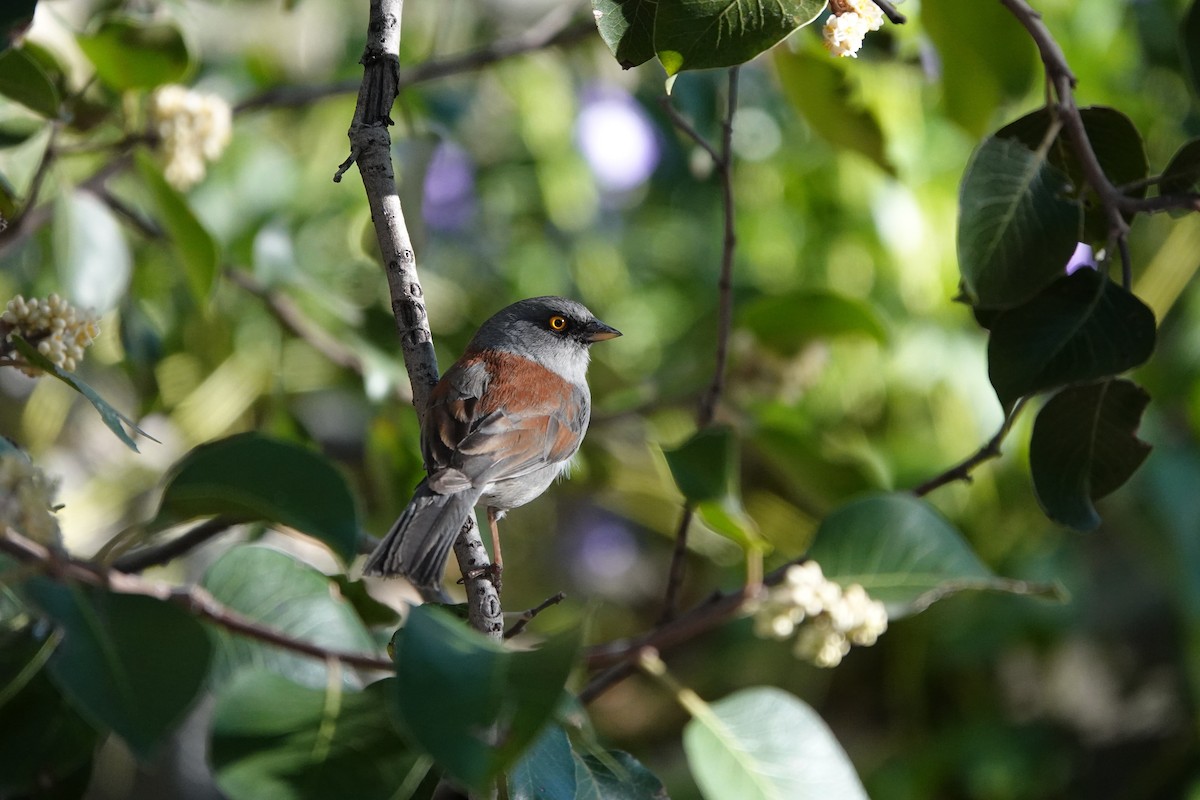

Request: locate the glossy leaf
(683, 686), (867, 800)
(774, 47), (893, 174)
(152, 433), (360, 562)
(54, 189), (132, 315)
(654, 0), (826, 75)
(740, 288), (888, 354)
(78, 16), (190, 90)
(0, 47), (59, 117)
(9, 336), (151, 452)
(807, 493), (1059, 616)
(664, 425), (737, 503)
(0, 0), (37, 54)
(1182, 0), (1200, 98)
(957, 135), (1082, 309)
(988, 270), (1157, 410)
(201, 546), (378, 688)
(23, 581), (212, 760)
(508, 724), (576, 800)
(136, 153), (220, 303)
(211, 672), (428, 800)
(389, 605), (581, 794)
(576, 750), (669, 800)
(593, 0), (657, 69)
(1030, 380), (1152, 531)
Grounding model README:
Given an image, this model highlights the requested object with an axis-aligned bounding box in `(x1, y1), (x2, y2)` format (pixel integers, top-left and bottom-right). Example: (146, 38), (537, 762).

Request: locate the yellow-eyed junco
(363, 296), (620, 590)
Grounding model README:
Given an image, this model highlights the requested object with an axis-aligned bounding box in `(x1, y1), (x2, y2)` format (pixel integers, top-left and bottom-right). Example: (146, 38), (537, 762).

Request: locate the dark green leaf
(740, 288), (888, 354)
(576, 750), (669, 800)
(988, 270), (1157, 410)
(508, 724), (576, 800)
(77, 16), (190, 90)
(1160, 137), (1200, 205)
(23, 581), (212, 760)
(1030, 379), (1152, 531)
(135, 153), (220, 302)
(201, 546), (378, 688)
(683, 686), (867, 800)
(808, 493), (1060, 615)
(152, 433), (360, 563)
(0, 47), (59, 117)
(957, 135), (1082, 308)
(9, 336), (152, 452)
(654, 0), (826, 75)
(0, 0), (37, 54)
(593, 0), (657, 69)
(773, 47), (893, 174)
(664, 426), (737, 503)
(389, 606), (581, 794)
(1181, 0), (1200, 98)
(211, 672), (428, 800)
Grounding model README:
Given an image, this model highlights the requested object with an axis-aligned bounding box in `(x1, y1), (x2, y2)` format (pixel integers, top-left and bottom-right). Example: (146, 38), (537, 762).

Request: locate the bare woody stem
(340, 0), (501, 637)
(910, 399), (1028, 497)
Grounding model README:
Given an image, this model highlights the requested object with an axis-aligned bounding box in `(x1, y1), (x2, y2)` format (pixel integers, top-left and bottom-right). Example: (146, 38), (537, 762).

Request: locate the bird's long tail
(362, 479), (481, 589)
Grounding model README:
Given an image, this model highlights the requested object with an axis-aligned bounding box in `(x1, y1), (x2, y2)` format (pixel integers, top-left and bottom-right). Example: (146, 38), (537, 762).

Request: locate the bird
(362, 296), (621, 593)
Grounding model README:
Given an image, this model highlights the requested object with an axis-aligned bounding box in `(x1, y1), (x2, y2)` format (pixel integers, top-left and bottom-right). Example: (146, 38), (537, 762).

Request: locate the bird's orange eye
(549, 315), (568, 331)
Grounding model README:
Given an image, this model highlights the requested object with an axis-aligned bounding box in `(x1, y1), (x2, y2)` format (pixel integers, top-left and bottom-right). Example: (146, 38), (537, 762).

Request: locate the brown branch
(342, 0), (501, 638)
(910, 398), (1028, 497)
(656, 68), (741, 624)
(504, 591), (567, 639)
(1, 526), (393, 673)
(112, 517), (236, 573)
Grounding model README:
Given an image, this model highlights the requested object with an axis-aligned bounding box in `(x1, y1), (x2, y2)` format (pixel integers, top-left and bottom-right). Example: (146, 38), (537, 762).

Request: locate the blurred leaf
(152, 433), (360, 563)
(0, 114), (45, 148)
(508, 724), (576, 800)
(808, 493), (1059, 616)
(1030, 379), (1152, 531)
(683, 686), (867, 800)
(211, 671), (428, 800)
(54, 189), (132, 315)
(1160, 137), (1200, 214)
(332, 575), (401, 628)
(1182, 0), (1200, 98)
(576, 750), (668, 799)
(740, 288), (888, 354)
(0, 48), (58, 117)
(77, 16), (190, 90)
(593, 0), (657, 69)
(389, 605), (581, 794)
(0, 0), (36, 54)
(773, 47), (894, 175)
(23, 581), (212, 760)
(654, 0), (826, 75)
(752, 406), (883, 503)
(201, 546), (377, 688)
(922, 0), (1036, 136)
(0, 628), (97, 796)
(135, 153), (220, 303)
(9, 336), (151, 452)
(697, 497), (764, 551)
(957, 135), (1082, 308)
(664, 426), (737, 503)
(988, 270), (1157, 410)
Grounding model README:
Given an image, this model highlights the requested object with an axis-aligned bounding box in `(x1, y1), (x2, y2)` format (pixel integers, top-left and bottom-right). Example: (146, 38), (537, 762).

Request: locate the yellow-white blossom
(2, 294), (100, 376)
(150, 85), (233, 189)
(0, 452), (61, 548)
(823, 0), (885, 58)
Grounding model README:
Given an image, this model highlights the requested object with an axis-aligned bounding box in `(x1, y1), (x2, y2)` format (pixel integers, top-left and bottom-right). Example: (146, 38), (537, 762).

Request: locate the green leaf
(9, 336), (152, 452)
(152, 433), (360, 563)
(773, 48), (894, 175)
(389, 605), (581, 794)
(696, 497), (764, 551)
(1030, 379), (1152, 531)
(664, 426), (737, 503)
(77, 16), (190, 90)
(0, 114), (45, 148)
(508, 724), (576, 800)
(0, 628), (98, 796)
(957, 135), (1082, 309)
(0, 0), (37, 55)
(807, 493), (1060, 615)
(201, 546), (378, 688)
(135, 153), (220, 303)
(1160, 137), (1200, 206)
(740, 288), (888, 354)
(54, 189), (132, 315)
(988, 270), (1157, 410)
(1182, 0), (1200, 99)
(211, 672), (429, 800)
(593, 0), (657, 69)
(654, 0), (826, 75)
(0, 47), (59, 117)
(23, 581), (212, 760)
(683, 686), (867, 800)
(576, 750), (669, 800)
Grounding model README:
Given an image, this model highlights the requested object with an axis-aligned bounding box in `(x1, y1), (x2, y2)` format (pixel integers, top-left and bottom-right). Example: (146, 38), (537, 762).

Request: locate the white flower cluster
(2, 294), (100, 376)
(822, 0), (884, 58)
(150, 85), (233, 189)
(0, 452), (61, 548)
(753, 561), (888, 667)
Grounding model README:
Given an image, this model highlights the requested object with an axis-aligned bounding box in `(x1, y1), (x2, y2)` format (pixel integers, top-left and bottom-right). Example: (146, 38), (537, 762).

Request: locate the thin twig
(870, 0), (907, 25)
(910, 399), (1028, 497)
(656, 68), (741, 624)
(1, 526), (393, 672)
(504, 591), (567, 639)
(113, 517), (236, 573)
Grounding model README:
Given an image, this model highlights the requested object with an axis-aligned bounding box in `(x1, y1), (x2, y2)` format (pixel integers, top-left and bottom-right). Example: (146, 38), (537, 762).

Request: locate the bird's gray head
(468, 296), (621, 382)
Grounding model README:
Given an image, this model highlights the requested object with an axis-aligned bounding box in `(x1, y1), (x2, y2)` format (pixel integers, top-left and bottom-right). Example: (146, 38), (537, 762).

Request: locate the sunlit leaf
(78, 16), (190, 90)
(683, 686), (867, 800)
(957, 135), (1082, 308)
(54, 189), (132, 315)
(593, 0), (657, 69)
(0, 47), (58, 117)
(654, 0), (826, 75)
(1030, 379), (1152, 531)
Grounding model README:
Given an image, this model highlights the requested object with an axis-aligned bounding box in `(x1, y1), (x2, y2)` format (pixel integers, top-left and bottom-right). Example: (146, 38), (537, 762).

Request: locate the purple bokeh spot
(1066, 242), (1097, 274)
(422, 142), (476, 232)
(576, 86), (660, 193)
